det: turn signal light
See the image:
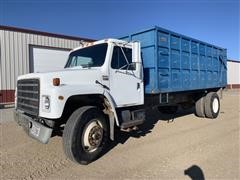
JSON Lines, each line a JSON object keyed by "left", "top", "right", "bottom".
{"left": 53, "top": 78, "right": 60, "bottom": 86}
{"left": 58, "top": 96, "right": 64, "bottom": 100}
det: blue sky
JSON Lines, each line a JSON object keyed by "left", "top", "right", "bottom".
{"left": 0, "top": 0, "right": 239, "bottom": 60}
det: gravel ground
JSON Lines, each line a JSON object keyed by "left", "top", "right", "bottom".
{"left": 0, "top": 90, "right": 239, "bottom": 180}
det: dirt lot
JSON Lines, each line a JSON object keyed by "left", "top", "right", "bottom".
{"left": 0, "top": 90, "right": 239, "bottom": 180}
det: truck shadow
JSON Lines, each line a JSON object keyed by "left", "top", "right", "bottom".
{"left": 102, "top": 106, "right": 195, "bottom": 157}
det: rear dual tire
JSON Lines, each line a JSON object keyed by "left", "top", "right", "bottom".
{"left": 195, "top": 92, "right": 220, "bottom": 119}
{"left": 204, "top": 92, "right": 220, "bottom": 118}
{"left": 195, "top": 96, "right": 205, "bottom": 117}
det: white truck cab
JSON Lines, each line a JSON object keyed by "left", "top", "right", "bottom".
{"left": 14, "top": 39, "right": 145, "bottom": 164}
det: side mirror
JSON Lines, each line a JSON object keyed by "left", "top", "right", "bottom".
{"left": 132, "top": 41, "right": 141, "bottom": 63}
{"left": 132, "top": 41, "right": 142, "bottom": 79}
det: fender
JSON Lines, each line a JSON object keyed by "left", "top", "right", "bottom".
{"left": 39, "top": 83, "right": 119, "bottom": 140}
{"left": 103, "top": 90, "right": 119, "bottom": 141}
{"left": 103, "top": 90, "right": 119, "bottom": 126}
{"left": 39, "top": 84, "right": 105, "bottom": 119}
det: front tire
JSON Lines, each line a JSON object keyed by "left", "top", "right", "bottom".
{"left": 63, "top": 106, "right": 109, "bottom": 165}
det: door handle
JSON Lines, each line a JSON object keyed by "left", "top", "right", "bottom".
{"left": 102, "top": 75, "right": 109, "bottom": 80}
{"left": 137, "top": 83, "right": 140, "bottom": 90}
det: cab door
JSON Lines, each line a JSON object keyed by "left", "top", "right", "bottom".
{"left": 109, "top": 44, "right": 144, "bottom": 107}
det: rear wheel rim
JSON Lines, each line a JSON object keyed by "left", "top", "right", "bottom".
{"left": 82, "top": 119, "right": 104, "bottom": 153}
{"left": 212, "top": 97, "right": 219, "bottom": 113}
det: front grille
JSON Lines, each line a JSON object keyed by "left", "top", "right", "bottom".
{"left": 17, "top": 79, "right": 40, "bottom": 116}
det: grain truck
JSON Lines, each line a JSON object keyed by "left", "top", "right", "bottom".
{"left": 14, "top": 26, "right": 227, "bottom": 164}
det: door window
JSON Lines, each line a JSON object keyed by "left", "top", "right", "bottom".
{"left": 111, "top": 46, "right": 135, "bottom": 70}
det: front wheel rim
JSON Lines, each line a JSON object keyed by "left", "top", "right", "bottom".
{"left": 82, "top": 119, "right": 104, "bottom": 153}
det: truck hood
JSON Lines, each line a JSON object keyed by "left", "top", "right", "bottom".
{"left": 17, "top": 68, "right": 102, "bottom": 87}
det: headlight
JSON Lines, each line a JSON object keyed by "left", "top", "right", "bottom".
{"left": 42, "top": 95, "right": 50, "bottom": 110}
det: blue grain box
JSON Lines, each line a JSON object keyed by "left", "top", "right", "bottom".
{"left": 120, "top": 26, "right": 227, "bottom": 94}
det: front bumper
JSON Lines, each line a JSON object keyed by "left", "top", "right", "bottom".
{"left": 13, "top": 110, "right": 53, "bottom": 144}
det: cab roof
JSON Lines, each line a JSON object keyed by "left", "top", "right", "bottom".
{"left": 70, "top": 38, "right": 130, "bottom": 53}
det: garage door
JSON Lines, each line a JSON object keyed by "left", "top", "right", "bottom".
{"left": 30, "top": 46, "right": 70, "bottom": 73}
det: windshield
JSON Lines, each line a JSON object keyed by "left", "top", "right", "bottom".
{"left": 65, "top": 43, "right": 108, "bottom": 68}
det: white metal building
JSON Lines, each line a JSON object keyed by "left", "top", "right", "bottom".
{"left": 227, "top": 60, "right": 240, "bottom": 89}
{"left": 0, "top": 25, "right": 94, "bottom": 104}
